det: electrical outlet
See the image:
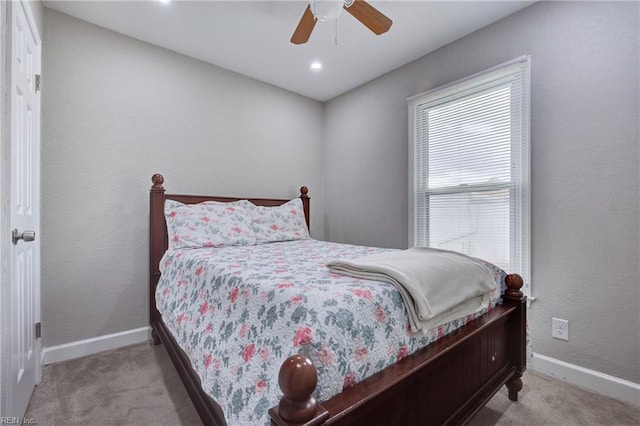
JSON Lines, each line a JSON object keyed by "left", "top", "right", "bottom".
{"left": 552, "top": 318, "right": 569, "bottom": 341}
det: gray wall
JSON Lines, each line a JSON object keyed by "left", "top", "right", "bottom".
{"left": 324, "top": 1, "right": 639, "bottom": 383}
{"left": 41, "top": 9, "right": 324, "bottom": 347}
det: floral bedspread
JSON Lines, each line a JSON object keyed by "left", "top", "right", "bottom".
{"left": 156, "top": 239, "right": 505, "bottom": 426}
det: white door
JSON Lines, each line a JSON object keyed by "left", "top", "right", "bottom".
{"left": 7, "top": 0, "right": 41, "bottom": 417}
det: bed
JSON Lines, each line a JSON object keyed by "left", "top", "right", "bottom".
{"left": 149, "top": 173, "right": 526, "bottom": 426}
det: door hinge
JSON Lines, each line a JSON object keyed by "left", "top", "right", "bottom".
{"left": 35, "top": 322, "right": 41, "bottom": 339}
{"left": 35, "top": 74, "right": 41, "bottom": 92}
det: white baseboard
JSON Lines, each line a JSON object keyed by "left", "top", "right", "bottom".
{"left": 531, "top": 352, "right": 640, "bottom": 407}
{"left": 41, "top": 326, "right": 151, "bottom": 366}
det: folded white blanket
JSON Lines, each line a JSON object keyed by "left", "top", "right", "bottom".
{"left": 327, "top": 247, "right": 498, "bottom": 333}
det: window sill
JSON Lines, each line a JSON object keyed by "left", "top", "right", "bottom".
{"left": 526, "top": 296, "right": 536, "bottom": 308}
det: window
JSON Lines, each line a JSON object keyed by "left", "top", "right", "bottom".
{"left": 408, "top": 57, "right": 530, "bottom": 294}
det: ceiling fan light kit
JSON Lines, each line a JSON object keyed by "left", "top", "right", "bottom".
{"left": 291, "top": 0, "right": 392, "bottom": 45}
{"left": 311, "top": 0, "right": 344, "bottom": 22}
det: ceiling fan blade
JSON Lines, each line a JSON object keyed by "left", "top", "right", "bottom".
{"left": 345, "top": 0, "right": 392, "bottom": 35}
{"left": 291, "top": 5, "right": 317, "bottom": 45}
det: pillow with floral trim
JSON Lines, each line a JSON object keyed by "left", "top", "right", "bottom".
{"left": 245, "top": 198, "right": 310, "bottom": 243}
{"left": 164, "top": 200, "right": 256, "bottom": 250}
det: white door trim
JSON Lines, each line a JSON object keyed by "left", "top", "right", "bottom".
{"left": 0, "top": 0, "right": 12, "bottom": 416}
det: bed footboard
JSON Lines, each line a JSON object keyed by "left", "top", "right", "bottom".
{"left": 269, "top": 274, "right": 526, "bottom": 426}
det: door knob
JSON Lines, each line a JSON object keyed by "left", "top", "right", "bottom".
{"left": 12, "top": 229, "right": 35, "bottom": 245}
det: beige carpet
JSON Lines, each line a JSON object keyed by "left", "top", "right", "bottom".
{"left": 25, "top": 343, "right": 639, "bottom": 425}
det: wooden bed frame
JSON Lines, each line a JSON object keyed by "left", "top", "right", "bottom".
{"left": 149, "top": 173, "right": 526, "bottom": 426}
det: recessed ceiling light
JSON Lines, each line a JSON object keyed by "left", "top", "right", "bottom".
{"left": 158, "top": 0, "right": 171, "bottom": 4}
{"left": 310, "top": 61, "right": 323, "bottom": 71}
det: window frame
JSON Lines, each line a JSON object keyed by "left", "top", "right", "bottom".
{"left": 407, "top": 56, "right": 531, "bottom": 295}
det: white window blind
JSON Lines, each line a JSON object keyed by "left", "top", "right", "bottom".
{"left": 408, "top": 57, "right": 531, "bottom": 293}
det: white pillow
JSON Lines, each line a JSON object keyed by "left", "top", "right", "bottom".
{"left": 164, "top": 200, "right": 256, "bottom": 250}
{"left": 245, "top": 198, "right": 310, "bottom": 243}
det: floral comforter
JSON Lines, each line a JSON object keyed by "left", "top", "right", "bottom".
{"left": 156, "top": 239, "right": 505, "bottom": 425}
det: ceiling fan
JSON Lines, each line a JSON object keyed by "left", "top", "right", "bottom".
{"left": 291, "top": 0, "right": 392, "bottom": 45}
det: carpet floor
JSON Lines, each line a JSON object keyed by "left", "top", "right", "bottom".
{"left": 25, "top": 343, "right": 639, "bottom": 425}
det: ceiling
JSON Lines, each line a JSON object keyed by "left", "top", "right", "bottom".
{"left": 43, "top": 1, "right": 535, "bottom": 102}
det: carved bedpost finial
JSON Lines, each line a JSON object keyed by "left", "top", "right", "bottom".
{"left": 151, "top": 174, "right": 165, "bottom": 190}
{"left": 299, "top": 187, "right": 311, "bottom": 234}
{"left": 269, "top": 354, "right": 329, "bottom": 425}
{"left": 504, "top": 274, "right": 524, "bottom": 299}
{"left": 278, "top": 355, "right": 318, "bottom": 422}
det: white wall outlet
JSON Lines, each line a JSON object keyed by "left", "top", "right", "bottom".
{"left": 552, "top": 318, "right": 569, "bottom": 341}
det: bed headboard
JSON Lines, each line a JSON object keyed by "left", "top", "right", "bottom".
{"left": 149, "top": 173, "right": 310, "bottom": 325}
